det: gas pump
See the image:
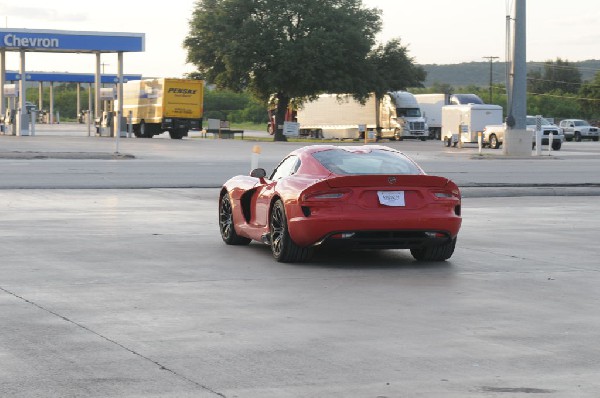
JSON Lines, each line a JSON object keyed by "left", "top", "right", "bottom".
{"left": 2, "top": 84, "right": 18, "bottom": 135}
{"left": 95, "top": 87, "right": 116, "bottom": 136}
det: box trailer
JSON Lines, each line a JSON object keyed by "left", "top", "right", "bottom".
{"left": 415, "top": 93, "right": 484, "bottom": 140}
{"left": 296, "top": 91, "right": 428, "bottom": 140}
{"left": 441, "top": 104, "right": 503, "bottom": 146}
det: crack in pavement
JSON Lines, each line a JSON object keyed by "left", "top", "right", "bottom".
{"left": 0, "top": 286, "right": 227, "bottom": 398}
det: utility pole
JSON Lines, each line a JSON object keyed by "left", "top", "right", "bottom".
{"left": 504, "top": 0, "right": 529, "bottom": 156}
{"left": 483, "top": 56, "right": 499, "bottom": 103}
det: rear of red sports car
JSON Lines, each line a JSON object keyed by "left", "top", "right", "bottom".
{"left": 283, "top": 146, "right": 462, "bottom": 261}
{"left": 220, "top": 145, "right": 462, "bottom": 262}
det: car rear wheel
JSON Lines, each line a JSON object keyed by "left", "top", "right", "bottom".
{"left": 270, "top": 199, "right": 313, "bottom": 263}
{"left": 219, "top": 193, "right": 251, "bottom": 245}
{"left": 552, "top": 141, "right": 562, "bottom": 151}
{"left": 410, "top": 237, "right": 457, "bottom": 261}
{"left": 489, "top": 134, "right": 499, "bottom": 149}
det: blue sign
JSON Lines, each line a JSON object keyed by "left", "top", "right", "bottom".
{"left": 0, "top": 28, "right": 144, "bottom": 53}
{"left": 4, "top": 71, "right": 142, "bottom": 84}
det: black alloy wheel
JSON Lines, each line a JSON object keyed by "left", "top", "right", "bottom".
{"left": 219, "top": 193, "right": 251, "bottom": 245}
{"left": 270, "top": 200, "right": 313, "bottom": 263}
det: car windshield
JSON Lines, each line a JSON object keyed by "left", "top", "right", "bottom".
{"left": 574, "top": 120, "right": 589, "bottom": 126}
{"left": 312, "top": 148, "right": 422, "bottom": 175}
{"left": 450, "top": 94, "right": 484, "bottom": 105}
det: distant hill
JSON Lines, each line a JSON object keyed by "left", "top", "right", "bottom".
{"left": 420, "top": 60, "right": 600, "bottom": 88}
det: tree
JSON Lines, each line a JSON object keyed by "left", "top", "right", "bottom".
{"left": 527, "top": 58, "right": 581, "bottom": 94}
{"left": 579, "top": 71, "right": 600, "bottom": 119}
{"left": 367, "top": 39, "right": 426, "bottom": 96}
{"left": 184, "top": 0, "right": 425, "bottom": 141}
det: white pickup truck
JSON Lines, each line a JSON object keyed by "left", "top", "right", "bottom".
{"left": 483, "top": 116, "right": 564, "bottom": 151}
{"left": 559, "top": 119, "right": 599, "bottom": 142}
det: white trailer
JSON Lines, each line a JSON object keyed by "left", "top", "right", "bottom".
{"left": 414, "top": 94, "right": 447, "bottom": 140}
{"left": 296, "top": 91, "right": 428, "bottom": 140}
{"left": 297, "top": 94, "right": 378, "bottom": 139}
{"left": 441, "top": 104, "right": 503, "bottom": 147}
{"left": 415, "top": 93, "right": 485, "bottom": 140}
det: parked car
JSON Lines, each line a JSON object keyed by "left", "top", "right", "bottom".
{"left": 219, "top": 145, "right": 462, "bottom": 263}
{"left": 559, "top": 119, "right": 600, "bottom": 142}
{"left": 483, "top": 116, "right": 564, "bottom": 150}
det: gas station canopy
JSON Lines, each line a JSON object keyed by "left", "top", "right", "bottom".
{"left": 0, "top": 28, "right": 146, "bottom": 136}
{"left": 1, "top": 28, "right": 144, "bottom": 53}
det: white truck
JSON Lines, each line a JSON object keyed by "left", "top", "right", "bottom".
{"left": 441, "top": 104, "right": 503, "bottom": 147}
{"left": 415, "top": 93, "right": 484, "bottom": 140}
{"left": 296, "top": 91, "right": 428, "bottom": 140}
{"left": 482, "top": 116, "right": 564, "bottom": 150}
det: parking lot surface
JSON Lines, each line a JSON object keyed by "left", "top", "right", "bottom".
{"left": 2, "top": 127, "right": 600, "bottom": 397}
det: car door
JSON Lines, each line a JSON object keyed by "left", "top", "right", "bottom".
{"left": 253, "top": 156, "right": 300, "bottom": 227}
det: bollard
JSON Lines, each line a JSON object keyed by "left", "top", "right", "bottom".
{"left": 548, "top": 132, "right": 553, "bottom": 155}
{"left": 535, "top": 115, "right": 542, "bottom": 156}
{"left": 477, "top": 132, "right": 482, "bottom": 154}
{"left": 251, "top": 145, "right": 261, "bottom": 170}
{"left": 128, "top": 111, "right": 133, "bottom": 138}
{"left": 30, "top": 110, "right": 36, "bottom": 136}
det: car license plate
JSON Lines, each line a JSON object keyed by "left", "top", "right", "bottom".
{"left": 377, "top": 191, "right": 405, "bottom": 207}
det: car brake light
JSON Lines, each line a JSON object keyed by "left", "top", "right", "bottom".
{"left": 303, "top": 190, "right": 349, "bottom": 201}
{"left": 311, "top": 193, "right": 344, "bottom": 199}
{"left": 432, "top": 189, "right": 460, "bottom": 199}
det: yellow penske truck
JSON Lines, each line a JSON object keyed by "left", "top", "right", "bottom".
{"left": 122, "top": 78, "right": 204, "bottom": 139}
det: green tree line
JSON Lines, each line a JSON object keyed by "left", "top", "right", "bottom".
{"left": 24, "top": 60, "right": 599, "bottom": 125}
{"left": 413, "top": 59, "right": 600, "bottom": 122}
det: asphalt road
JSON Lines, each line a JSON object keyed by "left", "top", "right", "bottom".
{"left": 1, "top": 125, "right": 600, "bottom": 397}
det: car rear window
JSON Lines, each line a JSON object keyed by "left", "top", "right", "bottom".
{"left": 312, "top": 148, "right": 422, "bottom": 175}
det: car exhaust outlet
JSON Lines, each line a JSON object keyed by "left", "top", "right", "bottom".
{"left": 425, "top": 232, "right": 446, "bottom": 238}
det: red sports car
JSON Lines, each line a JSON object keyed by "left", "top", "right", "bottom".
{"left": 219, "top": 145, "right": 461, "bottom": 263}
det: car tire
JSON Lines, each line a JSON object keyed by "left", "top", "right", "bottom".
{"left": 552, "top": 141, "right": 562, "bottom": 151}
{"left": 593, "top": 137, "right": 599, "bottom": 142}
{"left": 489, "top": 134, "right": 499, "bottom": 149}
{"left": 270, "top": 199, "right": 313, "bottom": 263}
{"left": 410, "top": 237, "right": 457, "bottom": 262}
{"left": 219, "top": 192, "right": 251, "bottom": 245}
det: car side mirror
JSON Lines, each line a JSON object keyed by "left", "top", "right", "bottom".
{"left": 250, "top": 168, "right": 267, "bottom": 178}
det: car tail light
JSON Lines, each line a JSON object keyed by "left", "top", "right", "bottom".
{"left": 302, "top": 189, "right": 349, "bottom": 202}
{"left": 431, "top": 189, "right": 460, "bottom": 199}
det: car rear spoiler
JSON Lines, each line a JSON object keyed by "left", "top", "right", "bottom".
{"left": 325, "top": 175, "right": 455, "bottom": 189}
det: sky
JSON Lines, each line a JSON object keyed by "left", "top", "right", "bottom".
{"left": 1, "top": 0, "right": 599, "bottom": 78}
